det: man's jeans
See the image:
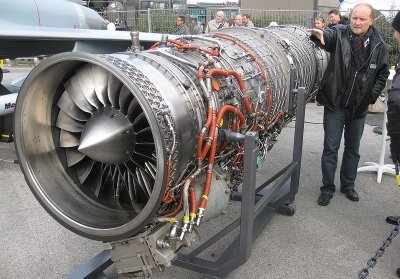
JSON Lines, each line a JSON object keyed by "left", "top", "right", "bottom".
{"left": 320, "top": 107, "right": 365, "bottom": 193}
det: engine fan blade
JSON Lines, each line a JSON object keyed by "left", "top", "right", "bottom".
{"left": 59, "top": 130, "right": 80, "bottom": 148}
{"left": 127, "top": 97, "right": 141, "bottom": 122}
{"left": 144, "top": 161, "right": 156, "bottom": 180}
{"left": 75, "top": 64, "right": 103, "bottom": 109}
{"left": 57, "top": 90, "right": 90, "bottom": 121}
{"left": 135, "top": 167, "right": 150, "bottom": 198}
{"left": 75, "top": 157, "right": 95, "bottom": 184}
{"left": 66, "top": 148, "right": 85, "bottom": 167}
{"left": 132, "top": 112, "right": 148, "bottom": 132}
{"left": 119, "top": 85, "right": 133, "bottom": 114}
{"left": 64, "top": 79, "right": 95, "bottom": 113}
{"left": 92, "top": 65, "right": 110, "bottom": 107}
{"left": 56, "top": 110, "right": 85, "bottom": 133}
{"left": 107, "top": 74, "right": 123, "bottom": 108}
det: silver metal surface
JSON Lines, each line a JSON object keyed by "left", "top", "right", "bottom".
{"left": 14, "top": 26, "right": 327, "bottom": 246}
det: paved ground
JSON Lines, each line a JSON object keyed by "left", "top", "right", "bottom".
{"left": 1, "top": 66, "right": 400, "bottom": 279}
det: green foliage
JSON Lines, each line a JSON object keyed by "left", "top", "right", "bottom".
{"left": 252, "top": 14, "right": 310, "bottom": 28}
{"left": 375, "top": 14, "right": 399, "bottom": 66}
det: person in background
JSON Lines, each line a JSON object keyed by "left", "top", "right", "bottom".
{"left": 242, "top": 14, "right": 254, "bottom": 27}
{"left": 328, "top": 9, "right": 350, "bottom": 27}
{"left": 231, "top": 14, "right": 243, "bottom": 27}
{"left": 175, "top": 15, "right": 190, "bottom": 35}
{"left": 384, "top": 11, "right": 400, "bottom": 278}
{"left": 308, "top": 3, "right": 389, "bottom": 206}
{"left": 192, "top": 20, "right": 203, "bottom": 34}
{"left": 313, "top": 16, "right": 328, "bottom": 105}
{"left": 315, "top": 16, "right": 327, "bottom": 30}
{"left": 205, "top": 10, "right": 229, "bottom": 33}
{"left": 385, "top": 12, "right": 400, "bottom": 224}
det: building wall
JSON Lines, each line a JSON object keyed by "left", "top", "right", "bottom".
{"left": 241, "top": 0, "right": 339, "bottom": 10}
{"left": 241, "top": 0, "right": 313, "bottom": 10}
{"left": 318, "top": 0, "right": 340, "bottom": 10}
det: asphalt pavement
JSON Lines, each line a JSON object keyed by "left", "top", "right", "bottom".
{"left": 1, "top": 65, "right": 400, "bottom": 279}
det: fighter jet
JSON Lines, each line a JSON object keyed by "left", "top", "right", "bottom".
{"left": 0, "top": 0, "right": 175, "bottom": 134}
{"left": 0, "top": 0, "right": 173, "bottom": 83}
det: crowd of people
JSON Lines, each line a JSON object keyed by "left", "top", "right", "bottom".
{"left": 173, "top": 8, "right": 358, "bottom": 36}
{"left": 174, "top": 11, "right": 255, "bottom": 35}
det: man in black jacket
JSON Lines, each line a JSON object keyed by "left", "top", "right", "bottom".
{"left": 308, "top": 3, "right": 389, "bottom": 206}
{"left": 384, "top": 11, "right": 400, "bottom": 226}
{"left": 384, "top": 11, "right": 400, "bottom": 278}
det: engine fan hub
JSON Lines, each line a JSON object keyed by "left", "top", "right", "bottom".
{"left": 78, "top": 107, "right": 135, "bottom": 164}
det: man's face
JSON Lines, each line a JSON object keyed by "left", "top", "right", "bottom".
{"left": 215, "top": 12, "right": 224, "bottom": 23}
{"left": 350, "top": 5, "right": 373, "bottom": 36}
{"left": 176, "top": 18, "right": 183, "bottom": 27}
{"left": 234, "top": 15, "right": 242, "bottom": 26}
{"left": 329, "top": 13, "right": 340, "bottom": 24}
{"left": 242, "top": 16, "right": 249, "bottom": 25}
{"left": 395, "top": 30, "right": 400, "bottom": 44}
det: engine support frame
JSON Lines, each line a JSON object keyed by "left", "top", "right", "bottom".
{"left": 173, "top": 87, "right": 306, "bottom": 277}
{"left": 67, "top": 87, "right": 307, "bottom": 279}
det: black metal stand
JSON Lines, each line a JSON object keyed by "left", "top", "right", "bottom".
{"left": 67, "top": 87, "right": 307, "bottom": 279}
{"left": 173, "top": 87, "right": 307, "bottom": 278}
{"left": 67, "top": 250, "right": 113, "bottom": 279}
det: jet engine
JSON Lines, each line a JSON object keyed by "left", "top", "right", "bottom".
{"left": 14, "top": 26, "right": 327, "bottom": 275}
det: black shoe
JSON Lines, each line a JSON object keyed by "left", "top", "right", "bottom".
{"left": 317, "top": 192, "right": 333, "bottom": 206}
{"left": 386, "top": 216, "right": 400, "bottom": 225}
{"left": 340, "top": 189, "right": 359, "bottom": 201}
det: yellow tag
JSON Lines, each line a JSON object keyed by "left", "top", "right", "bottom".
{"left": 170, "top": 217, "right": 176, "bottom": 223}
{"left": 190, "top": 213, "right": 197, "bottom": 218}
{"left": 183, "top": 215, "right": 190, "bottom": 222}
{"left": 219, "top": 119, "right": 224, "bottom": 127}
{"left": 396, "top": 175, "right": 400, "bottom": 186}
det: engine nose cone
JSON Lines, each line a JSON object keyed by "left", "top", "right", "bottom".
{"left": 78, "top": 107, "right": 135, "bottom": 164}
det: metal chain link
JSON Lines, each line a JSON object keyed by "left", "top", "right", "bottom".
{"left": 358, "top": 222, "right": 400, "bottom": 278}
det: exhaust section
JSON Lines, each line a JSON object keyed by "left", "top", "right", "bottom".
{"left": 14, "top": 26, "right": 327, "bottom": 242}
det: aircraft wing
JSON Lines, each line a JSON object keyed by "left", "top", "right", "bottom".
{"left": 0, "top": 28, "right": 178, "bottom": 58}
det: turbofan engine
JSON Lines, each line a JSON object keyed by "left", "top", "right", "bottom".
{"left": 14, "top": 26, "right": 327, "bottom": 275}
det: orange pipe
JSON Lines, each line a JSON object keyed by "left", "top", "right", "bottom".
{"left": 164, "top": 190, "right": 183, "bottom": 217}
{"left": 213, "top": 33, "right": 271, "bottom": 125}
{"left": 200, "top": 111, "right": 216, "bottom": 160}
{"left": 207, "top": 69, "right": 252, "bottom": 115}
{"left": 150, "top": 42, "right": 160, "bottom": 50}
{"left": 198, "top": 169, "right": 213, "bottom": 209}
{"left": 216, "top": 105, "right": 246, "bottom": 126}
{"left": 197, "top": 108, "right": 213, "bottom": 158}
{"left": 168, "top": 39, "right": 219, "bottom": 57}
{"left": 164, "top": 158, "right": 172, "bottom": 191}
{"left": 198, "top": 105, "right": 246, "bottom": 210}
{"left": 272, "top": 111, "right": 284, "bottom": 126}
{"left": 168, "top": 39, "right": 185, "bottom": 46}
{"left": 198, "top": 67, "right": 205, "bottom": 80}
{"left": 189, "top": 187, "right": 197, "bottom": 215}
